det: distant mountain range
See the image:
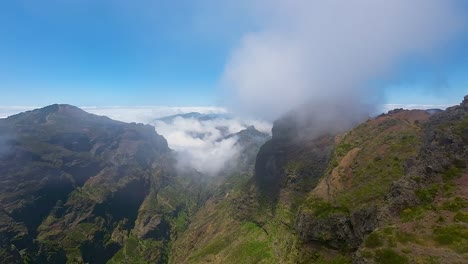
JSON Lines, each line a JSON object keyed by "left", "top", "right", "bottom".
{"left": 155, "top": 112, "right": 232, "bottom": 123}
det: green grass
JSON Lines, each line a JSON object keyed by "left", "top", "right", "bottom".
{"left": 441, "top": 197, "right": 468, "bottom": 212}
{"left": 374, "top": 248, "right": 408, "bottom": 264}
{"left": 228, "top": 240, "right": 272, "bottom": 263}
{"left": 303, "top": 198, "right": 350, "bottom": 219}
{"left": 365, "top": 232, "right": 383, "bottom": 248}
{"left": 108, "top": 236, "right": 165, "bottom": 264}
{"left": 433, "top": 224, "right": 468, "bottom": 253}
{"left": 400, "top": 206, "right": 427, "bottom": 222}
{"left": 173, "top": 211, "right": 189, "bottom": 233}
{"left": 190, "top": 237, "right": 232, "bottom": 260}
{"left": 394, "top": 230, "right": 417, "bottom": 244}
{"left": 415, "top": 185, "right": 439, "bottom": 205}
{"left": 311, "top": 255, "right": 352, "bottom": 264}
{"left": 365, "top": 227, "right": 418, "bottom": 250}
{"left": 330, "top": 123, "right": 422, "bottom": 209}
{"left": 442, "top": 167, "right": 463, "bottom": 181}
{"left": 453, "top": 211, "right": 468, "bottom": 223}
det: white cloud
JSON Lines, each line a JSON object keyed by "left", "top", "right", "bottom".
{"left": 151, "top": 116, "right": 271, "bottom": 175}
{"left": 221, "top": 0, "right": 466, "bottom": 121}
{"left": 0, "top": 106, "right": 40, "bottom": 119}
{"left": 83, "top": 106, "right": 227, "bottom": 124}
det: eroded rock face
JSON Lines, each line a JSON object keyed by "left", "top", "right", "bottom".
{"left": 296, "top": 207, "right": 378, "bottom": 249}
{"left": 384, "top": 96, "right": 468, "bottom": 214}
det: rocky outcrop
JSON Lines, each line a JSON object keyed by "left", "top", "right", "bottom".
{"left": 384, "top": 95, "right": 468, "bottom": 215}
{"left": 296, "top": 207, "right": 378, "bottom": 249}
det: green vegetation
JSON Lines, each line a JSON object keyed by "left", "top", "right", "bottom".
{"left": 305, "top": 198, "right": 350, "bottom": 219}
{"left": 228, "top": 240, "right": 271, "bottom": 263}
{"left": 311, "top": 254, "right": 352, "bottom": 264}
{"left": 108, "top": 236, "right": 166, "bottom": 264}
{"left": 441, "top": 197, "right": 468, "bottom": 212}
{"left": 442, "top": 166, "right": 462, "bottom": 180}
{"left": 400, "top": 206, "right": 427, "bottom": 222}
{"left": 453, "top": 211, "right": 468, "bottom": 223}
{"left": 364, "top": 227, "right": 418, "bottom": 250}
{"left": 415, "top": 185, "right": 439, "bottom": 205}
{"left": 327, "top": 119, "right": 423, "bottom": 209}
{"left": 190, "top": 237, "right": 232, "bottom": 260}
{"left": 364, "top": 233, "right": 383, "bottom": 248}
{"left": 433, "top": 224, "right": 468, "bottom": 253}
{"left": 374, "top": 248, "right": 408, "bottom": 264}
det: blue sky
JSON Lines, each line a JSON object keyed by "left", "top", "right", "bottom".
{"left": 0, "top": 0, "right": 467, "bottom": 107}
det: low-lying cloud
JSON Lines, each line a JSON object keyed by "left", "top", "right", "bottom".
{"left": 221, "top": 0, "right": 466, "bottom": 121}
{"left": 152, "top": 116, "right": 271, "bottom": 175}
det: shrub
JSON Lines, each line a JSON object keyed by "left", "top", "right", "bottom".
{"left": 441, "top": 197, "right": 468, "bottom": 212}
{"left": 453, "top": 211, "right": 468, "bottom": 223}
{"left": 365, "top": 233, "right": 383, "bottom": 248}
{"left": 374, "top": 248, "right": 408, "bottom": 264}
{"left": 433, "top": 224, "right": 468, "bottom": 253}
{"left": 415, "top": 185, "right": 438, "bottom": 205}
{"left": 400, "top": 207, "right": 426, "bottom": 222}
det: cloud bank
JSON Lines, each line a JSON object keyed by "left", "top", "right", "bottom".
{"left": 152, "top": 116, "right": 271, "bottom": 175}
{"left": 83, "top": 106, "right": 227, "bottom": 124}
{"left": 221, "top": 0, "right": 466, "bottom": 120}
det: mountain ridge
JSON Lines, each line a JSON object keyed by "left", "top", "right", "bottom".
{"left": 1, "top": 96, "right": 467, "bottom": 263}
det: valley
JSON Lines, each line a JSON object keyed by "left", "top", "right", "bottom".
{"left": 0, "top": 97, "right": 467, "bottom": 264}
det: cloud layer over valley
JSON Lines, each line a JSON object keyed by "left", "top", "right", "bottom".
{"left": 152, "top": 114, "right": 271, "bottom": 175}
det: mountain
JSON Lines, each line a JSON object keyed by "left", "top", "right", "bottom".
{"left": 170, "top": 96, "right": 467, "bottom": 263}
{"left": 155, "top": 112, "right": 230, "bottom": 123}
{"left": 221, "top": 126, "right": 271, "bottom": 174}
{"left": 0, "top": 105, "right": 208, "bottom": 263}
{"left": 1, "top": 96, "right": 467, "bottom": 264}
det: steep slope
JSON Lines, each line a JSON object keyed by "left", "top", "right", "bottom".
{"left": 297, "top": 96, "right": 468, "bottom": 263}
{"left": 0, "top": 105, "right": 206, "bottom": 263}
{"left": 222, "top": 125, "right": 271, "bottom": 175}
{"left": 170, "top": 113, "right": 336, "bottom": 263}
{"left": 170, "top": 96, "right": 467, "bottom": 264}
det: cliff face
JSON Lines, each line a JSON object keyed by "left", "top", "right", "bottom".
{"left": 254, "top": 113, "right": 335, "bottom": 207}
{"left": 0, "top": 105, "right": 204, "bottom": 263}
